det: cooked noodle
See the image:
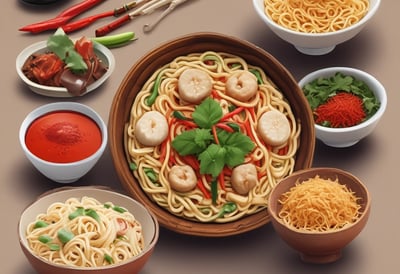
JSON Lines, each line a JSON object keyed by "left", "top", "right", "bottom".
{"left": 125, "top": 51, "right": 301, "bottom": 223}
{"left": 26, "top": 197, "right": 144, "bottom": 267}
{"left": 264, "top": 0, "right": 370, "bottom": 33}
{"left": 278, "top": 175, "right": 361, "bottom": 232}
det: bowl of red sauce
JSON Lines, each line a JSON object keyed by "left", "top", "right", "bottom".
{"left": 299, "top": 67, "right": 387, "bottom": 147}
{"left": 19, "top": 102, "right": 108, "bottom": 183}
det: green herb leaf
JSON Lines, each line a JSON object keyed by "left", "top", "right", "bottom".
{"left": 217, "top": 129, "right": 254, "bottom": 167}
{"left": 192, "top": 98, "right": 223, "bottom": 129}
{"left": 172, "top": 128, "right": 213, "bottom": 155}
{"left": 47, "top": 28, "right": 87, "bottom": 73}
{"left": 198, "top": 144, "right": 226, "bottom": 178}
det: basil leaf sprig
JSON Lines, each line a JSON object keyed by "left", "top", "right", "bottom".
{"left": 172, "top": 98, "right": 254, "bottom": 178}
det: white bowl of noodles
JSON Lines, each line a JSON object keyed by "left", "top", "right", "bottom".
{"left": 18, "top": 186, "right": 159, "bottom": 274}
{"left": 252, "top": 0, "right": 381, "bottom": 55}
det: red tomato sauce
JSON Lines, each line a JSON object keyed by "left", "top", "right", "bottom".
{"left": 25, "top": 111, "right": 102, "bottom": 163}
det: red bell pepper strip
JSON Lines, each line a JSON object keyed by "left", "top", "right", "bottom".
{"left": 19, "top": 0, "right": 106, "bottom": 33}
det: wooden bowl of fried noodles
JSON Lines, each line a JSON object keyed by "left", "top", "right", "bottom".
{"left": 268, "top": 167, "right": 371, "bottom": 263}
{"left": 109, "top": 32, "right": 315, "bottom": 237}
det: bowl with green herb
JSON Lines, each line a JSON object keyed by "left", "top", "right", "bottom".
{"left": 299, "top": 67, "right": 387, "bottom": 147}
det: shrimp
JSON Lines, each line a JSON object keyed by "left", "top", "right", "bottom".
{"left": 225, "top": 70, "right": 258, "bottom": 101}
{"left": 257, "top": 109, "right": 291, "bottom": 146}
{"left": 135, "top": 111, "right": 168, "bottom": 146}
{"left": 178, "top": 68, "right": 213, "bottom": 104}
{"left": 168, "top": 165, "right": 197, "bottom": 192}
{"left": 231, "top": 163, "right": 258, "bottom": 195}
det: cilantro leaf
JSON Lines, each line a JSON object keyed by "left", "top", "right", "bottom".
{"left": 47, "top": 28, "right": 87, "bottom": 73}
{"left": 172, "top": 98, "right": 256, "bottom": 179}
{"left": 192, "top": 98, "right": 223, "bottom": 129}
{"left": 198, "top": 144, "right": 226, "bottom": 178}
{"left": 172, "top": 128, "right": 213, "bottom": 155}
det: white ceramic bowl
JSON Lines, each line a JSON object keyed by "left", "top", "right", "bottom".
{"left": 18, "top": 186, "right": 159, "bottom": 274}
{"left": 252, "top": 0, "right": 381, "bottom": 55}
{"left": 19, "top": 102, "right": 108, "bottom": 183}
{"left": 16, "top": 40, "right": 115, "bottom": 97}
{"left": 298, "top": 67, "right": 387, "bottom": 147}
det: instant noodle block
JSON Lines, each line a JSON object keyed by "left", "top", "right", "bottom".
{"left": 268, "top": 167, "right": 371, "bottom": 264}
{"left": 18, "top": 186, "right": 159, "bottom": 274}
{"left": 252, "top": 0, "right": 381, "bottom": 55}
{"left": 108, "top": 32, "right": 315, "bottom": 237}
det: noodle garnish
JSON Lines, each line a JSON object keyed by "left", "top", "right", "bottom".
{"left": 278, "top": 175, "right": 362, "bottom": 232}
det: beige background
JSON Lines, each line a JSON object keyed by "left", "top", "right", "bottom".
{"left": 2, "top": 0, "right": 398, "bottom": 273}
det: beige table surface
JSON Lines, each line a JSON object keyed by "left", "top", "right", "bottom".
{"left": 2, "top": 0, "right": 398, "bottom": 273}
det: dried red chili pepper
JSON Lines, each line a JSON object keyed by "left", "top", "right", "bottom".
{"left": 19, "top": 0, "right": 106, "bottom": 33}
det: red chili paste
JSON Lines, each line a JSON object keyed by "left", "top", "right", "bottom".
{"left": 25, "top": 111, "right": 102, "bottom": 163}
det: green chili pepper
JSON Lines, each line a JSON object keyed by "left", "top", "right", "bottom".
{"left": 226, "top": 122, "right": 240, "bottom": 132}
{"left": 146, "top": 70, "right": 163, "bottom": 106}
{"left": 203, "top": 54, "right": 220, "bottom": 64}
{"left": 34, "top": 220, "right": 49, "bottom": 229}
{"left": 217, "top": 202, "right": 237, "bottom": 218}
{"left": 112, "top": 206, "right": 127, "bottom": 213}
{"left": 48, "top": 243, "right": 61, "bottom": 251}
{"left": 249, "top": 68, "right": 263, "bottom": 84}
{"left": 173, "top": 111, "right": 190, "bottom": 120}
{"left": 129, "top": 162, "right": 137, "bottom": 171}
{"left": 144, "top": 167, "right": 158, "bottom": 183}
{"left": 84, "top": 209, "right": 100, "bottom": 222}
{"left": 104, "top": 254, "right": 114, "bottom": 264}
{"left": 211, "top": 180, "right": 218, "bottom": 205}
{"left": 92, "top": 32, "right": 136, "bottom": 48}
{"left": 68, "top": 207, "right": 85, "bottom": 220}
{"left": 57, "top": 229, "right": 74, "bottom": 244}
{"left": 38, "top": 235, "right": 52, "bottom": 244}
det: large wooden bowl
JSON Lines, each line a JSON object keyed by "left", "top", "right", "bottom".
{"left": 108, "top": 32, "right": 315, "bottom": 237}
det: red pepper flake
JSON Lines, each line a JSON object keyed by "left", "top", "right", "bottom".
{"left": 314, "top": 92, "right": 366, "bottom": 128}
